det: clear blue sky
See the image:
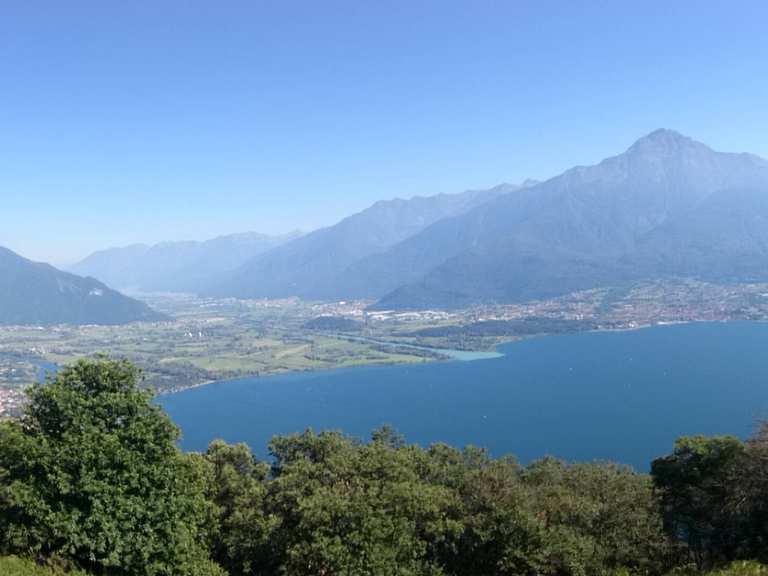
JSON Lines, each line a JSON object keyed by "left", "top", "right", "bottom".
{"left": 2, "top": 1, "right": 768, "bottom": 264}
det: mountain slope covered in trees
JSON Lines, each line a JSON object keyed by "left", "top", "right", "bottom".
{"left": 0, "top": 247, "right": 164, "bottom": 325}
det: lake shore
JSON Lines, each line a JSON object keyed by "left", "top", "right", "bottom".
{"left": 158, "top": 321, "right": 768, "bottom": 470}
{"left": 158, "top": 319, "right": 723, "bottom": 397}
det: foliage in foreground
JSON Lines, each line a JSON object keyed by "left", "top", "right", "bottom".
{"left": 0, "top": 358, "right": 767, "bottom": 575}
{"left": 2, "top": 556, "right": 767, "bottom": 576}
{"left": 652, "top": 426, "right": 768, "bottom": 569}
{"left": 0, "top": 359, "right": 222, "bottom": 576}
{"left": 204, "top": 429, "right": 674, "bottom": 576}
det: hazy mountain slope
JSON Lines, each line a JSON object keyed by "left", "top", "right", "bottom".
{"left": 332, "top": 181, "right": 539, "bottom": 298}
{"left": 71, "top": 231, "right": 299, "bottom": 293}
{"left": 373, "top": 130, "right": 768, "bottom": 309}
{"left": 630, "top": 185, "right": 768, "bottom": 280}
{"left": 0, "top": 247, "right": 164, "bottom": 325}
{"left": 211, "top": 185, "right": 520, "bottom": 299}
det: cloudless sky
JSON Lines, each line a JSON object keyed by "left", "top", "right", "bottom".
{"left": 2, "top": 0, "right": 768, "bottom": 264}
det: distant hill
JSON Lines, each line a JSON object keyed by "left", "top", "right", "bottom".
{"left": 209, "top": 183, "right": 531, "bottom": 299}
{"left": 0, "top": 247, "right": 164, "bottom": 325}
{"left": 70, "top": 231, "right": 300, "bottom": 293}
{"left": 372, "top": 130, "right": 768, "bottom": 308}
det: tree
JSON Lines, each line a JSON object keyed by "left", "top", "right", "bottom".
{"left": 652, "top": 435, "right": 746, "bottom": 568}
{"left": 0, "top": 358, "right": 222, "bottom": 576}
{"left": 264, "top": 429, "right": 461, "bottom": 576}
{"left": 203, "top": 440, "right": 275, "bottom": 576}
{"left": 726, "top": 422, "right": 768, "bottom": 563}
{"left": 521, "top": 458, "right": 676, "bottom": 575}
{"left": 207, "top": 429, "right": 678, "bottom": 576}
{"left": 450, "top": 455, "right": 550, "bottom": 576}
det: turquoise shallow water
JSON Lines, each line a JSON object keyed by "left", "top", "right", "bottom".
{"left": 158, "top": 322, "right": 768, "bottom": 470}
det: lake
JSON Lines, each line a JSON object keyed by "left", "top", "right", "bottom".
{"left": 158, "top": 321, "right": 768, "bottom": 470}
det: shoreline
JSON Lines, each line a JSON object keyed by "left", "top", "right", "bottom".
{"left": 155, "top": 342, "right": 494, "bottom": 397}
{"left": 159, "top": 317, "right": 734, "bottom": 397}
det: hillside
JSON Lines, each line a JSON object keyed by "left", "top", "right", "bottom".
{"left": 373, "top": 130, "right": 768, "bottom": 308}
{"left": 208, "top": 183, "right": 528, "bottom": 299}
{"left": 70, "top": 231, "right": 300, "bottom": 293}
{"left": 0, "top": 247, "right": 164, "bottom": 325}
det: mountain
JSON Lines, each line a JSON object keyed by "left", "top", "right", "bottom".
{"left": 630, "top": 185, "right": 768, "bottom": 279}
{"left": 210, "top": 184, "right": 530, "bottom": 299}
{"left": 70, "top": 231, "right": 300, "bottom": 293}
{"left": 0, "top": 247, "right": 165, "bottom": 325}
{"left": 372, "top": 130, "right": 768, "bottom": 308}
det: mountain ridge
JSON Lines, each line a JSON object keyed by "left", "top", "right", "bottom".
{"left": 71, "top": 230, "right": 301, "bottom": 293}
{"left": 372, "top": 129, "right": 768, "bottom": 308}
{"left": 208, "top": 183, "right": 533, "bottom": 300}
{"left": 0, "top": 247, "right": 165, "bottom": 325}
{"left": 66, "top": 130, "right": 768, "bottom": 311}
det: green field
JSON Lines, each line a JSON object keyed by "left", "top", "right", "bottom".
{"left": 0, "top": 295, "right": 444, "bottom": 409}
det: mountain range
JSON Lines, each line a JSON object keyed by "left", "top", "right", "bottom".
{"left": 206, "top": 182, "right": 534, "bottom": 299}
{"left": 373, "top": 129, "right": 768, "bottom": 308}
{"left": 70, "top": 231, "right": 301, "bottom": 293}
{"left": 198, "top": 130, "right": 768, "bottom": 308}
{"left": 0, "top": 247, "right": 164, "bottom": 325}
{"left": 68, "top": 129, "right": 768, "bottom": 312}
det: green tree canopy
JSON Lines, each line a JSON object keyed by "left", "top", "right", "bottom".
{"left": 0, "top": 358, "right": 221, "bottom": 576}
{"left": 205, "top": 429, "right": 676, "bottom": 576}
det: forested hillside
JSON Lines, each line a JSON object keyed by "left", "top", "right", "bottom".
{"left": 1, "top": 358, "right": 767, "bottom": 575}
{"left": 0, "top": 247, "right": 165, "bottom": 325}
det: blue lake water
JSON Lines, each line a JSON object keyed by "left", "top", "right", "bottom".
{"left": 158, "top": 322, "right": 768, "bottom": 470}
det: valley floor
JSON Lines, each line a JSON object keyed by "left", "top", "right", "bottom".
{"left": 2, "top": 278, "right": 768, "bottom": 416}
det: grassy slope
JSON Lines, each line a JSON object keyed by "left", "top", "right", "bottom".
{"left": 0, "top": 556, "right": 87, "bottom": 576}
